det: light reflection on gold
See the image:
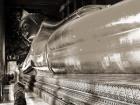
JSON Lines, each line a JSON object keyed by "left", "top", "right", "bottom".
{"left": 130, "top": 50, "right": 140, "bottom": 62}
{"left": 120, "top": 28, "right": 140, "bottom": 45}
{"left": 65, "top": 56, "right": 81, "bottom": 70}
{"left": 107, "top": 13, "right": 140, "bottom": 27}
{"left": 102, "top": 53, "right": 124, "bottom": 70}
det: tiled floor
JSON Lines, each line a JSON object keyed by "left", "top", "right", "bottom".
{"left": 0, "top": 85, "right": 49, "bottom": 105}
